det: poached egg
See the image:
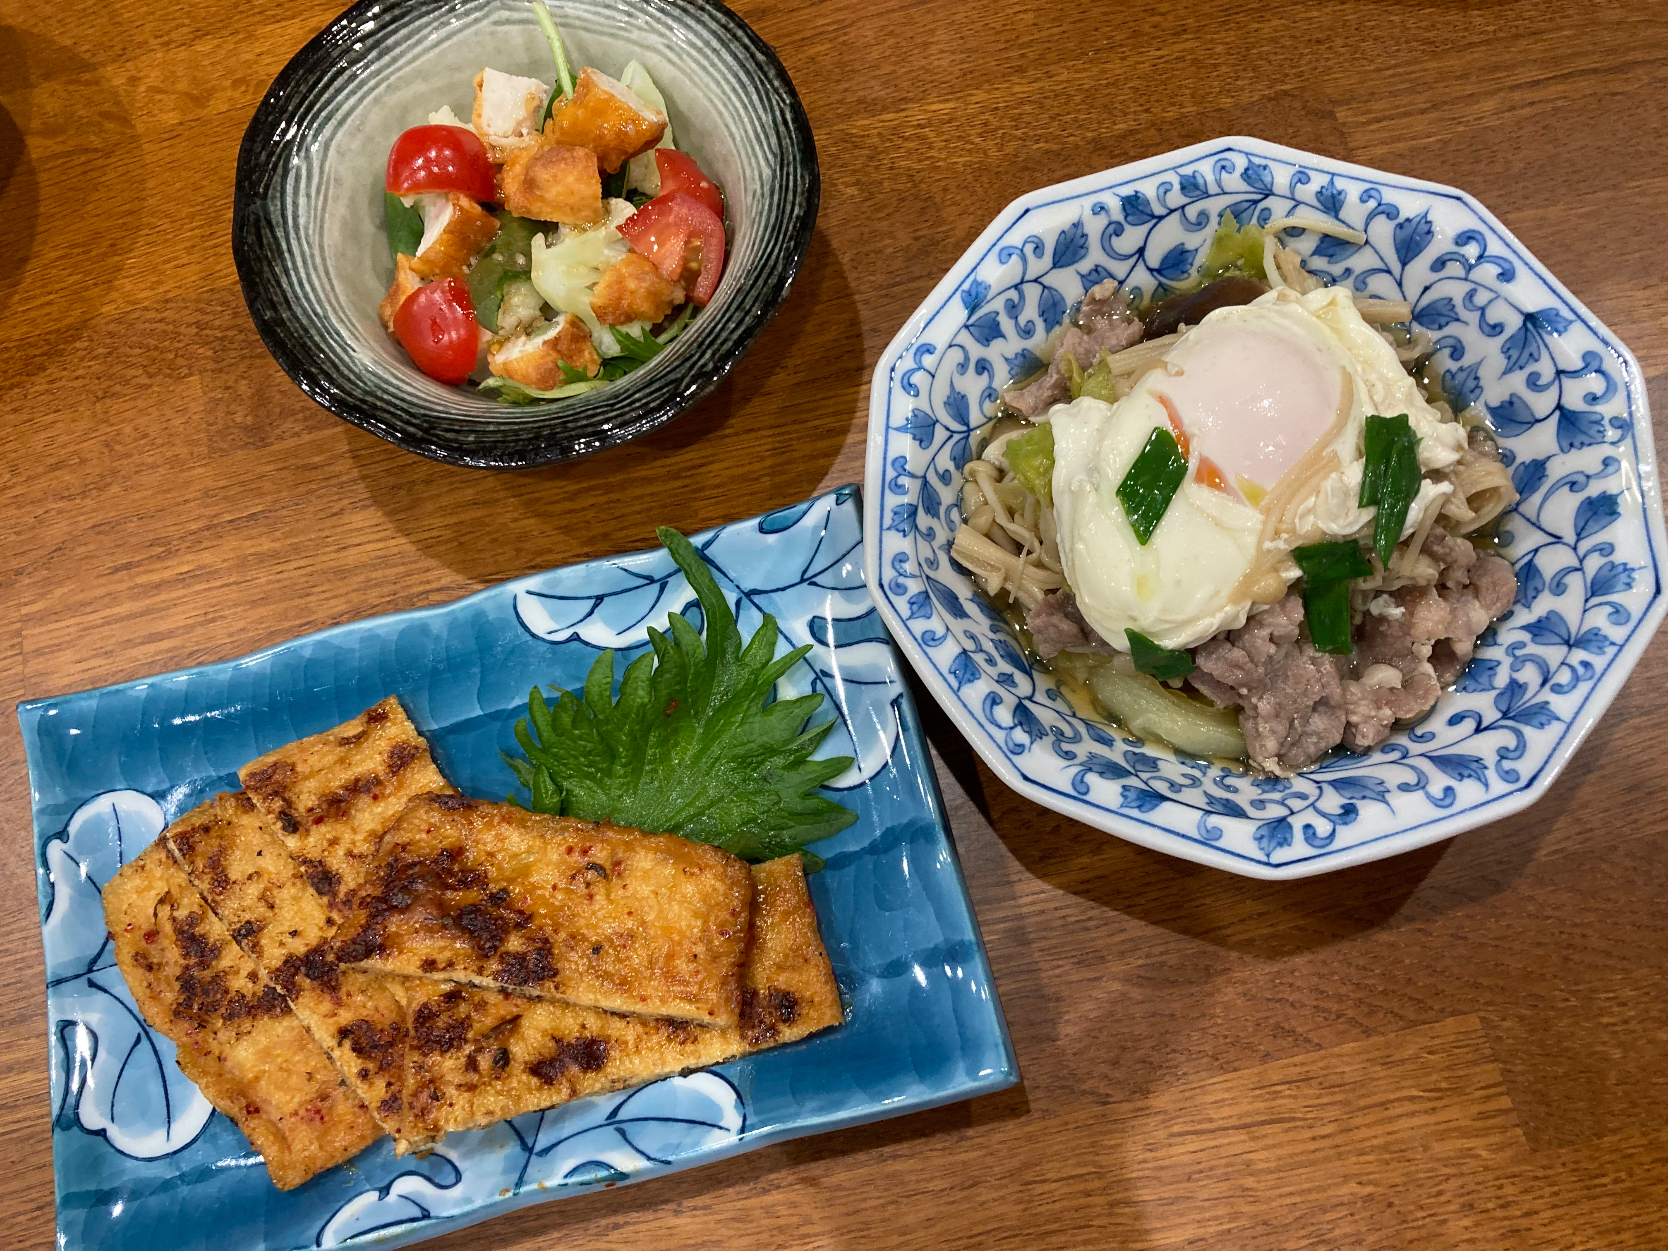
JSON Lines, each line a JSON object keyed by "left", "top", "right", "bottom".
{"left": 1051, "top": 285, "right": 1466, "bottom": 651}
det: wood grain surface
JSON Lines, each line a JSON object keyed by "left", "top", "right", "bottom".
{"left": 3, "top": 0, "right": 1667, "bottom": 1247}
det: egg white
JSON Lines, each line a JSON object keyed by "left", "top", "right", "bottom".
{"left": 1050, "top": 285, "right": 1467, "bottom": 652}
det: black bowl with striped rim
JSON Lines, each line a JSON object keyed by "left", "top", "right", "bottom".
{"left": 233, "top": 0, "right": 818, "bottom": 469}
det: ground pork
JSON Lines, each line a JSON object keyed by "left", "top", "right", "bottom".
{"left": 1026, "top": 591, "right": 1115, "bottom": 659}
{"left": 1188, "top": 531, "right": 1518, "bottom": 769}
{"left": 1003, "top": 280, "right": 1143, "bottom": 419}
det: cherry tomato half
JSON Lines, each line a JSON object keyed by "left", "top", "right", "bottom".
{"left": 617, "top": 192, "right": 727, "bottom": 306}
{"left": 653, "top": 149, "right": 723, "bottom": 221}
{"left": 393, "top": 277, "right": 479, "bottom": 384}
{"left": 386, "top": 125, "right": 497, "bottom": 203}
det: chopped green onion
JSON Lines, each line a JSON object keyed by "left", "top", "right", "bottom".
{"left": 1291, "top": 541, "right": 1374, "bottom": 585}
{"left": 384, "top": 192, "right": 423, "bottom": 261}
{"left": 1359, "top": 413, "right": 1423, "bottom": 564}
{"left": 1126, "top": 629, "right": 1194, "bottom": 680}
{"left": 1302, "top": 579, "right": 1354, "bottom": 655}
{"left": 1116, "top": 426, "right": 1188, "bottom": 544}
{"left": 1005, "top": 422, "right": 1054, "bottom": 506}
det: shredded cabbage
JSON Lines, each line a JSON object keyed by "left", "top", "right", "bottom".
{"left": 619, "top": 60, "right": 674, "bottom": 194}
{"left": 1202, "top": 216, "right": 1267, "bottom": 282}
{"left": 529, "top": 198, "right": 638, "bottom": 356}
{"left": 1006, "top": 422, "right": 1055, "bottom": 506}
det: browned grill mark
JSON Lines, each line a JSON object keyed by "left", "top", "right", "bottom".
{"left": 277, "top": 811, "right": 299, "bottom": 835}
{"left": 337, "top": 1018, "right": 405, "bottom": 1073}
{"left": 495, "top": 941, "right": 557, "bottom": 988}
{"left": 365, "top": 705, "right": 390, "bottom": 726}
{"left": 243, "top": 760, "right": 296, "bottom": 798}
{"left": 231, "top": 920, "right": 260, "bottom": 945}
{"left": 527, "top": 1036, "right": 610, "bottom": 1084}
{"left": 411, "top": 990, "right": 471, "bottom": 1055}
{"left": 385, "top": 741, "right": 421, "bottom": 775}
{"left": 272, "top": 942, "right": 341, "bottom": 996}
{"left": 295, "top": 857, "right": 341, "bottom": 900}
{"left": 308, "top": 773, "right": 379, "bottom": 823}
{"left": 378, "top": 1093, "right": 403, "bottom": 1116}
{"left": 426, "top": 794, "right": 475, "bottom": 811}
{"left": 740, "top": 987, "right": 801, "bottom": 1047}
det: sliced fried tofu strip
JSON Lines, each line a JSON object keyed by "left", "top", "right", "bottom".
{"left": 337, "top": 796, "right": 752, "bottom": 1027}
{"left": 389, "top": 854, "right": 843, "bottom": 1133}
{"left": 378, "top": 253, "right": 424, "bottom": 333}
{"left": 162, "top": 794, "right": 442, "bottom": 1153}
{"left": 239, "top": 696, "right": 454, "bottom": 910}
{"left": 545, "top": 66, "right": 667, "bottom": 174}
{"left": 104, "top": 843, "right": 383, "bottom": 1188}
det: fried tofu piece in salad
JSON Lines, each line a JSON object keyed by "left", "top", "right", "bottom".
{"left": 545, "top": 66, "right": 667, "bottom": 174}
{"left": 386, "top": 855, "right": 843, "bottom": 1135}
{"left": 590, "top": 251, "right": 681, "bottom": 327}
{"left": 488, "top": 312, "right": 601, "bottom": 388}
{"left": 335, "top": 795, "right": 753, "bottom": 1027}
{"left": 409, "top": 192, "right": 501, "bottom": 281}
{"left": 502, "top": 127, "right": 604, "bottom": 226}
{"left": 472, "top": 67, "right": 549, "bottom": 162}
{"left": 378, "top": 253, "right": 424, "bottom": 333}
{"left": 104, "top": 843, "right": 383, "bottom": 1190}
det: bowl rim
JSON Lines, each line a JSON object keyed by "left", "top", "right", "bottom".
{"left": 862, "top": 134, "right": 1667, "bottom": 879}
{"left": 231, "top": 0, "right": 819, "bottom": 470}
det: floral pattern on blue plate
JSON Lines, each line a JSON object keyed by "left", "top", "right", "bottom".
{"left": 22, "top": 487, "right": 1016, "bottom": 1251}
{"left": 863, "top": 136, "right": 1666, "bottom": 879}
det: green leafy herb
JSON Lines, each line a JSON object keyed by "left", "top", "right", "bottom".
{"left": 531, "top": 0, "right": 575, "bottom": 121}
{"left": 466, "top": 212, "right": 542, "bottom": 331}
{"left": 476, "top": 374, "right": 607, "bottom": 403}
{"left": 1126, "top": 629, "right": 1194, "bottom": 680}
{"left": 503, "top": 528, "right": 858, "bottom": 863}
{"left": 385, "top": 192, "right": 423, "bottom": 261}
{"left": 1291, "top": 541, "right": 1374, "bottom": 586}
{"left": 595, "top": 309, "right": 696, "bottom": 380}
{"left": 1358, "top": 413, "right": 1423, "bottom": 563}
{"left": 628, "top": 188, "right": 653, "bottom": 210}
{"left": 1116, "top": 426, "right": 1189, "bottom": 544}
{"left": 1302, "top": 579, "right": 1354, "bottom": 655}
{"left": 1005, "top": 422, "right": 1054, "bottom": 506}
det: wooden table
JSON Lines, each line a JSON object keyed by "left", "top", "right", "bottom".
{"left": 4, "top": 0, "right": 1666, "bottom": 1246}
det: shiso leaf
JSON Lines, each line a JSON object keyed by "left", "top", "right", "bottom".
{"left": 505, "top": 527, "right": 857, "bottom": 863}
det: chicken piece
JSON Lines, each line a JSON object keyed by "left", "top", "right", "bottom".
{"left": 239, "top": 695, "right": 454, "bottom": 909}
{"left": 409, "top": 192, "right": 501, "bottom": 281}
{"left": 590, "top": 251, "right": 682, "bottom": 326}
{"left": 472, "top": 67, "right": 550, "bottom": 162}
{"left": 389, "top": 855, "right": 843, "bottom": 1134}
{"left": 335, "top": 795, "right": 754, "bottom": 1027}
{"left": 163, "top": 792, "right": 443, "bottom": 1153}
{"left": 545, "top": 66, "right": 667, "bottom": 174}
{"left": 104, "top": 843, "right": 383, "bottom": 1189}
{"left": 502, "top": 129, "right": 604, "bottom": 226}
{"left": 488, "top": 313, "right": 601, "bottom": 388}
{"left": 378, "top": 253, "right": 424, "bottom": 333}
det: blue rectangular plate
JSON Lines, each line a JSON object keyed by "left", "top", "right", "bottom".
{"left": 21, "top": 487, "right": 1017, "bottom": 1251}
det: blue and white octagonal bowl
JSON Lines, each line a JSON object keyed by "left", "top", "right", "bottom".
{"left": 863, "top": 136, "right": 1666, "bottom": 880}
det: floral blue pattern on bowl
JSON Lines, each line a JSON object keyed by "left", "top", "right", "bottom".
{"left": 22, "top": 488, "right": 1016, "bottom": 1251}
{"left": 863, "top": 137, "right": 1665, "bottom": 879}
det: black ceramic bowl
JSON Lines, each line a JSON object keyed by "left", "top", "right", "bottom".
{"left": 232, "top": 0, "right": 818, "bottom": 468}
